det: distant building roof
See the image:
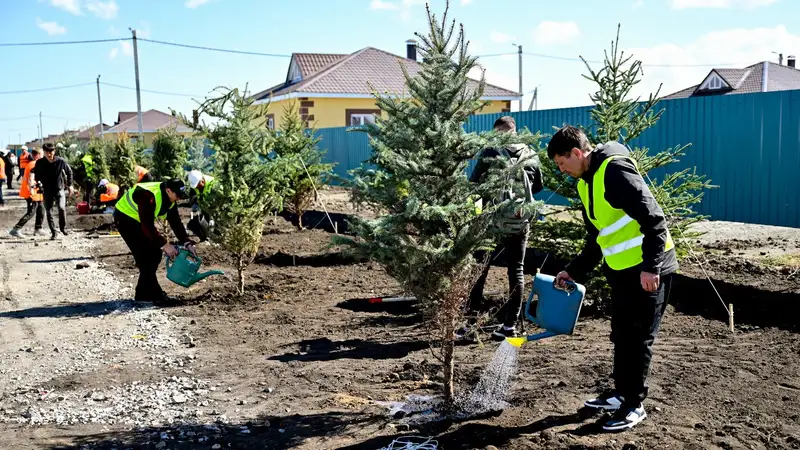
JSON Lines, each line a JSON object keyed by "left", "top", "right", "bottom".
{"left": 663, "top": 61, "right": 800, "bottom": 100}
{"left": 250, "top": 46, "right": 520, "bottom": 104}
{"left": 75, "top": 123, "right": 112, "bottom": 140}
{"left": 106, "top": 110, "right": 192, "bottom": 134}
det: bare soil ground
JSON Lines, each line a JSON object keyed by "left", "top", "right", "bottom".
{"left": 0, "top": 185, "right": 799, "bottom": 450}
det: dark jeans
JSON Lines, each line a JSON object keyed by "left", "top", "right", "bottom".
{"left": 43, "top": 190, "right": 67, "bottom": 234}
{"left": 187, "top": 212, "right": 212, "bottom": 241}
{"left": 5, "top": 168, "right": 12, "bottom": 189}
{"left": 467, "top": 229, "right": 528, "bottom": 328}
{"left": 114, "top": 211, "right": 165, "bottom": 302}
{"left": 0, "top": 182, "right": 4, "bottom": 205}
{"left": 606, "top": 266, "right": 673, "bottom": 407}
{"left": 14, "top": 198, "right": 44, "bottom": 230}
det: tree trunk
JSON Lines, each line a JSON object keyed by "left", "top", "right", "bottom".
{"left": 443, "top": 335, "right": 455, "bottom": 405}
{"left": 297, "top": 210, "right": 303, "bottom": 230}
{"left": 237, "top": 256, "right": 245, "bottom": 295}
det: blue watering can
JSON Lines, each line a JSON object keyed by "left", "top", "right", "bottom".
{"left": 505, "top": 272, "right": 586, "bottom": 347}
{"left": 165, "top": 248, "right": 225, "bottom": 288}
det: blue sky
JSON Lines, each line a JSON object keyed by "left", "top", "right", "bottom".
{"left": 1, "top": 0, "right": 798, "bottom": 147}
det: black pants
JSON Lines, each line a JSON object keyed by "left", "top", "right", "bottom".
{"left": 82, "top": 179, "right": 94, "bottom": 203}
{"left": 14, "top": 198, "right": 44, "bottom": 230}
{"left": 187, "top": 212, "right": 212, "bottom": 242}
{"left": 0, "top": 182, "right": 4, "bottom": 205}
{"left": 17, "top": 169, "right": 24, "bottom": 181}
{"left": 5, "top": 168, "right": 12, "bottom": 189}
{"left": 467, "top": 230, "right": 528, "bottom": 328}
{"left": 114, "top": 211, "right": 165, "bottom": 302}
{"left": 606, "top": 266, "right": 673, "bottom": 407}
{"left": 43, "top": 190, "right": 67, "bottom": 234}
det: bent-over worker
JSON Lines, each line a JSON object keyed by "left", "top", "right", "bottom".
{"left": 96, "top": 179, "right": 120, "bottom": 209}
{"left": 113, "top": 179, "right": 195, "bottom": 305}
{"left": 547, "top": 125, "right": 678, "bottom": 432}
{"left": 186, "top": 169, "right": 215, "bottom": 241}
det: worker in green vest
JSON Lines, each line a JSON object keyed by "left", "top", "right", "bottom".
{"left": 186, "top": 170, "right": 215, "bottom": 242}
{"left": 113, "top": 178, "right": 195, "bottom": 305}
{"left": 80, "top": 153, "right": 95, "bottom": 202}
{"left": 547, "top": 125, "right": 678, "bottom": 433}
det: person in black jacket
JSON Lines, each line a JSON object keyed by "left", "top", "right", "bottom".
{"left": 457, "top": 116, "right": 544, "bottom": 341}
{"left": 31, "top": 143, "right": 74, "bottom": 240}
{"left": 547, "top": 125, "right": 678, "bottom": 432}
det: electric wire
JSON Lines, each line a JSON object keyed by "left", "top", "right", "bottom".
{"left": 138, "top": 38, "right": 291, "bottom": 58}
{"left": 0, "top": 82, "right": 95, "bottom": 95}
{"left": 0, "top": 38, "right": 129, "bottom": 47}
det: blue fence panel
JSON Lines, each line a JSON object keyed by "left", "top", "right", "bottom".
{"left": 311, "top": 90, "right": 800, "bottom": 227}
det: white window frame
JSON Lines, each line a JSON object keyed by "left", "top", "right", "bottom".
{"left": 350, "top": 113, "right": 376, "bottom": 126}
{"left": 698, "top": 72, "right": 730, "bottom": 91}
{"left": 266, "top": 116, "right": 275, "bottom": 129}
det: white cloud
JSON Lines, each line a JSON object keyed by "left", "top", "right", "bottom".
{"left": 49, "top": 0, "right": 82, "bottom": 15}
{"left": 36, "top": 18, "right": 67, "bottom": 36}
{"left": 670, "top": 0, "right": 779, "bottom": 8}
{"left": 490, "top": 31, "right": 514, "bottom": 44}
{"left": 86, "top": 0, "right": 118, "bottom": 19}
{"left": 370, "top": 0, "right": 398, "bottom": 9}
{"left": 185, "top": 0, "right": 211, "bottom": 8}
{"left": 120, "top": 40, "right": 133, "bottom": 56}
{"left": 108, "top": 47, "right": 119, "bottom": 59}
{"left": 532, "top": 21, "right": 581, "bottom": 46}
{"left": 624, "top": 25, "right": 800, "bottom": 99}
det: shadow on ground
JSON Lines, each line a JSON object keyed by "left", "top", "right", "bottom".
{"left": 268, "top": 337, "right": 429, "bottom": 363}
{"left": 50, "top": 411, "right": 380, "bottom": 450}
{"left": 0, "top": 299, "right": 143, "bottom": 320}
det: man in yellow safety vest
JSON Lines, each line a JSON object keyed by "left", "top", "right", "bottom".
{"left": 113, "top": 178, "right": 195, "bottom": 305}
{"left": 547, "top": 125, "right": 678, "bottom": 432}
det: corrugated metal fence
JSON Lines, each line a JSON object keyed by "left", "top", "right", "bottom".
{"left": 315, "top": 89, "right": 800, "bottom": 228}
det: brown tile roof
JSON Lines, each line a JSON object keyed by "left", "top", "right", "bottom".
{"left": 106, "top": 110, "right": 193, "bottom": 134}
{"left": 75, "top": 123, "right": 111, "bottom": 140}
{"left": 663, "top": 62, "right": 800, "bottom": 100}
{"left": 117, "top": 112, "right": 137, "bottom": 124}
{"left": 294, "top": 53, "right": 348, "bottom": 78}
{"left": 252, "top": 47, "right": 520, "bottom": 102}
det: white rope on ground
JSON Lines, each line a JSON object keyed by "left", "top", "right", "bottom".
{"left": 298, "top": 156, "right": 338, "bottom": 234}
{"left": 380, "top": 436, "right": 439, "bottom": 450}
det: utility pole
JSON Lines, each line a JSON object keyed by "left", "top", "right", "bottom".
{"left": 39, "top": 112, "right": 43, "bottom": 145}
{"left": 512, "top": 43, "right": 523, "bottom": 112}
{"left": 96, "top": 74, "right": 104, "bottom": 137}
{"left": 130, "top": 28, "right": 144, "bottom": 141}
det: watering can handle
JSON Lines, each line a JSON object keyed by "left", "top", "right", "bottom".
{"left": 552, "top": 278, "right": 577, "bottom": 294}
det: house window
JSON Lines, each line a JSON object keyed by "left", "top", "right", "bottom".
{"left": 346, "top": 109, "right": 380, "bottom": 127}
{"left": 698, "top": 72, "right": 729, "bottom": 91}
{"left": 266, "top": 114, "right": 275, "bottom": 129}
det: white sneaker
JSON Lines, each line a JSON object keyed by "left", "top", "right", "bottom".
{"left": 602, "top": 403, "right": 647, "bottom": 432}
{"left": 9, "top": 228, "right": 25, "bottom": 238}
{"left": 34, "top": 229, "right": 48, "bottom": 237}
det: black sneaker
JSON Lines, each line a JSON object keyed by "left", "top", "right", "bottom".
{"left": 491, "top": 326, "right": 517, "bottom": 341}
{"left": 50, "top": 232, "right": 57, "bottom": 240}
{"left": 584, "top": 392, "right": 624, "bottom": 411}
{"left": 61, "top": 229, "right": 70, "bottom": 236}
{"left": 602, "top": 403, "right": 647, "bottom": 432}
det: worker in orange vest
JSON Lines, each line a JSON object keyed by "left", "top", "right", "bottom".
{"left": 0, "top": 149, "right": 6, "bottom": 206}
{"left": 8, "top": 148, "right": 46, "bottom": 237}
{"left": 96, "top": 179, "right": 120, "bottom": 209}
{"left": 17, "top": 146, "right": 32, "bottom": 182}
{"left": 135, "top": 165, "right": 154, "bottom": 183}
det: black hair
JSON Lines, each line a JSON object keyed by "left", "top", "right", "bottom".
{"left": 164, "top": 178, "right": 188, "bottom": 199}
{"left": 547, "top": 125, "right": 592, "bottom": 159}
{"left": 42, "top": 143, "right": 55, "bottom": 153}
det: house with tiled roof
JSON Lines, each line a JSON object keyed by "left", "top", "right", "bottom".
{"left": 663, "top": 57, "right": 800, "bottom": 100}
{"left": 249, "top": 41, "right": 521, "bottom": 129}
{"left": 103, "top": 109, "right": 194, "bottom": 146}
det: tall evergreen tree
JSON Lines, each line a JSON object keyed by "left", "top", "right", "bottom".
{"left": 176, "top": 86, "right": 293, "bottom": 294}
{"left": 152, "top": 125, "right": 188, "bottom": 180}
{"left": 335, "top": 1, "right": 542, "bottom": 405}
{"left": 531, "top": 25, "right": 715, "bottom": 301}
{"left": 268, "top": 102, "right": 333, "bottom": 229}
{"left": 186, "top": 137, "right": 213, "bottom": 173}
{"left": 108, "top": 132, "right": 138, "bottom": 192}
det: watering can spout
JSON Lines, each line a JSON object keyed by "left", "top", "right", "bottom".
{"left": 189, "top": 269, "right": 225, "bottom": 285}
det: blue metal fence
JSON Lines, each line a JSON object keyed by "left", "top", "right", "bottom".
{"left": 314, "top": 89, "right": 800, "bottom": 228}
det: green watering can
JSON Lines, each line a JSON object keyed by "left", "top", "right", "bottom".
{"left": 165, "top": 248, "right": 225, "bottom": 287}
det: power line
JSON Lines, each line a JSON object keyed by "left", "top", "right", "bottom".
{"left": 138, "top": 38, "right": 291, "bottom": 58}
{"left": 0, "top": 37, "right": 129, "bottom": 47}
{"left": 522, "top": 51, "right": 750, "bottom": 68}
{"left": 0, "top": 115, "right": 39, "bottom": 122}
{"left": 100, "top": 81, "right": 203, "bottom": 98}
{"left": 476, "top": 52, "right": 517, "bottom": 58}
{"left": 0, "top": 82, "right": 95, "bottom": 95}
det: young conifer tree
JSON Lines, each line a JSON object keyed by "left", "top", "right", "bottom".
{"left": 335, "top": 1, "right": 541, "bottom": 405}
